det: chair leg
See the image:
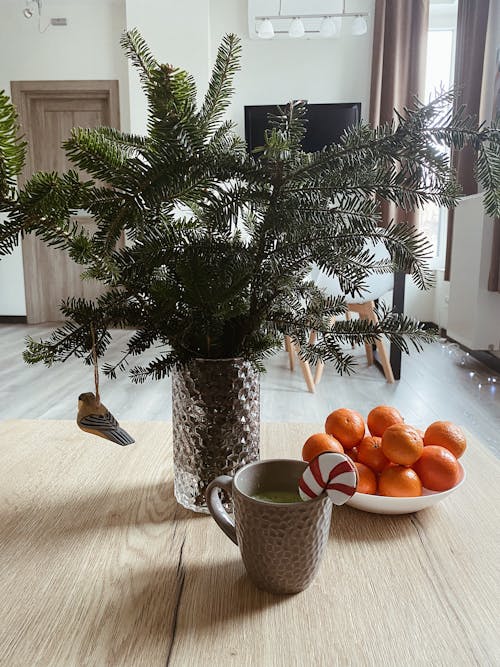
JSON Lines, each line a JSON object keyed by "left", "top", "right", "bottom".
{"left": 349, "top": 302, "right": 394, "bottom": 382}
{"left": 346, "top": 309, "right": 356, "bottom": 349}
{"left": 284, "top": 335, "right": 294, "bottom": 371}
{"left": 314, "top": 361, "right": 325, "bottom": 385}
{"left": 375, "top": 338, "right": 395, "bottom": 383}
{"left": 294, "top": 343, "right": 315, "bottom": 393}
{"left": 365, "top": 342, "right": 374, "bottom": 366}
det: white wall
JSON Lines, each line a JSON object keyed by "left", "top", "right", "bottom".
{"left": 0, "top": 0, "right": 128, "bottom": 315}
{"left": 448, "top": 195, "right": 500, "bottom": 350}
{"left": 125, "top": 0, "right": 211, "bottom": 134}
{"left": 210, "top": 0, "right": 374, "bottom": 136}
{"left": 445, "top": 0, "right": 500, "bottom": 349}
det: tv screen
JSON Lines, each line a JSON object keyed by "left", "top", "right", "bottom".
{"left": 244, "top": 102, "right": 361, "bottom": 153}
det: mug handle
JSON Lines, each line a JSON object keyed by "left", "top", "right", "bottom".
{"left": 205, "top": 475, "right": 237, "bottom": 545}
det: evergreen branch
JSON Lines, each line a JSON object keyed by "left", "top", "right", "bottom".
{"left": 0, "top": 90, "right": 26, "bottom": 201}
{"left": 199, "top": 33, "right": 242, "bottom": 133}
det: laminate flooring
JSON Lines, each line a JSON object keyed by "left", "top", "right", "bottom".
{"left": 1, "top": 323, "right": 499, "bottom": 456}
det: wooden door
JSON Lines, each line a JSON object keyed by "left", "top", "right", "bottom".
{"left": 11, "top": 81, "right": 120, "bottom": 324}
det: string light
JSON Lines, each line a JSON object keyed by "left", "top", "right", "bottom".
{"left": 440, "top": 339, "right": 500, "bottom": 392}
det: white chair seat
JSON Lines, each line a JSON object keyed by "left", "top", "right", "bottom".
{"left": 313, "top": 235, "right": 393, "bottom": 303}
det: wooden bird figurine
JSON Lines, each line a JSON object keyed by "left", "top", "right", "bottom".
{"left": 77, "top": 392, "right": 135, "bottom": 446}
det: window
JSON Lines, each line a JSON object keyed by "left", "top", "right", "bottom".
{"left": 423, "top": 9, "right": 457, "bottom": 268}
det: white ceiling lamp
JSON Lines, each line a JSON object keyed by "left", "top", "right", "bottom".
{"left": 351, "top": 15, "right": 368, "bottom": 36}
{"left": 257, "top": 18, "right": 275, "bottom": 39}
{"left": 319, "top": 16, "right": 341, "bottom": 38}
{"left": 253, "top": 1, "right": 368, "bottom": 40}
{"left": 289, "top": 17, "right": 305, "bottom": 38}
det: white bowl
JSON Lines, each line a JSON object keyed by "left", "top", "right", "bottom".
{"left": 346, "top": 462, "right": 466, "bottom": 515}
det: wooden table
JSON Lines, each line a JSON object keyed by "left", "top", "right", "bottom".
{"left": 0, "top": 421, "right": 498, "bottom": 666}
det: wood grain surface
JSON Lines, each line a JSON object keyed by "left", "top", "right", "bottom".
{"left": 0, "top": 421, "right": 498, "bottom": 667}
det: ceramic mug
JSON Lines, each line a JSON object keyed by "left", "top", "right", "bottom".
{"left": 206, "top": 459, "right": 332, "bottom": 595}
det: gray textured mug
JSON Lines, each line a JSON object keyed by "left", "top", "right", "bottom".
{"left": 206, "top": 459, "right": 332, "bottom": 595}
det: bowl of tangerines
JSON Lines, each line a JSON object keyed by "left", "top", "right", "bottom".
{"left": 301, "top": 406, "right": 466, "bottom": 514}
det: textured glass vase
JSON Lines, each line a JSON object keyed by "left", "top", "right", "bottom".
{"left": 172, "top": 358, "right": 260, "bottom": 513}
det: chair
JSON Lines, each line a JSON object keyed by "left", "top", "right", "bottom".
{"left": 287, "top": 235, "right": 396, "bottom": 389}
{"left": 313, "top": 237, "right": 395, "bottom": 384}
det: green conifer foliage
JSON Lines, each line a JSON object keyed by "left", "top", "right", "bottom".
{"left": 0, "top": 32, "right": 499, "bottom": 380}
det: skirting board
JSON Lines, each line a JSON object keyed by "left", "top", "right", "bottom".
{"left": 444, "top": 333, "right": 500, "bottom": 373}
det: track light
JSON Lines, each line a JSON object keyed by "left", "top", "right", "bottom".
{"left": 319, "top": 16, "right": 341, "bottom": 38}
{"left": 254, "top": 7, "right": 368, "bottom": 40}
{"left": 257, "top": 18, "right": 275, "bottom": 39}
{"left": 288, "top": 17, "right": 305, "bottom": 38}
{"left": 351, "top": 15, "right": 368, "bottom": 36}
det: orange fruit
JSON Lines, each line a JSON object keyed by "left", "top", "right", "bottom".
{"left": 367, "top": 405, "right": 404, "bottom": 437}
{"left": 378, "top": 466, "right": 422, "bottom": 497}
{"left": 381, "top": 424, "right": 424, "bottom": 466}
{"left": 325, "top": 408, "right": 365, "bottom": 449}
{"left": 423, "top": 421, "right": 466, "bottom": 459}
{"left": 357, "top": 436, "right": 389, "bottom": 474}
{"left": 354, "top": 462, "right": 377, "bottom": 495}
{"left": 366, "top": 405, "right": 404, "bottom": 438}
{"left": 302, "top": 433, "right": 344, "bottom": 462}
{"left": 346, "top": 446, "right": 359, "bottom": 462}
{"left": 413, "top": 445, "right": 460, "bottom": 491}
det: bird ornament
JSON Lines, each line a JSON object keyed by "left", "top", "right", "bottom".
{"left": 77, "top": 392, "right": 135, "bottom": 445}
{"left": 76, "top": 322, "right": 134, "bottom": 445}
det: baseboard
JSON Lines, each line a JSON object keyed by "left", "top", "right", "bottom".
{"left": 0, "top": 315, "right": 28, "bottom": 324}
{"left": 442, "top": 332, "right": 500, "bottom": 373}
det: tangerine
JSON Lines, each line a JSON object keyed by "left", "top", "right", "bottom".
{"left": 413, "top": 445, "right": 460, "bottom": 491}
{"left": 423, "top": 421, "right": 466, "bottom": 459}
{"left": 302, "top": 433, "right": 344, "bottom": 462}
{"left": 346, "top": 446, "right": 359, "bottom": 462}
{"left": 367, "top": 405, "right": 404, "bottom": 437}
{"left": 378, "top": 466, "right": 422, "bottom": 497}
{"left": 325, "top": 408, "right": 365, "bottom": 449}
{"left": 381, "top": 424, "right": 424, "bottom": 466}
{"left": 357, "top": 436, "right": 389, "bottom": 473}
{"left": 354, "top": 462, "right": 377, "bottom": 495}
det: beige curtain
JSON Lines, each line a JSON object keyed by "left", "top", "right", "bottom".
{"left": 370, "top": 0, "right": 430, "bottom": 228}
{"left": 487, "top": 9, "right": 500, "bottom": 292}
{"left": 444, "top": 0, "right": 490, "bottom": 281}
{"left": 489, "top": 221, "right": 500, "bottom": 291}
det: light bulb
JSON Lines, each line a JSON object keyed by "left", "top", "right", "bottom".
{"left": 289, "top": 17, "right": 305, "bottom": 38}
{"left": 258, "top": 18, "right": 275, "bottom": 39}
{"left": 319, "top": 17, "right": 341, "bottom": 38}
{"left": 351, "top": 15, "right": 367, "bottom": 36}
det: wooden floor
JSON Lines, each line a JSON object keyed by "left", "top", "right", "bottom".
{"left": 1, "top": 323, "right": 499, "bottom": 456}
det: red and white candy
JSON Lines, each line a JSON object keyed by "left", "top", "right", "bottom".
{"left": 299, "top": 452, "right": 358, "bottom": 505}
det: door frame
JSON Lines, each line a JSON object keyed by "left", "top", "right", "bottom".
{"left": 10, "top": 80, "right": 120, "bottom": 323}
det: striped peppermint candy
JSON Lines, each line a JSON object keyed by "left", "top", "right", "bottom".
{"left": 299, "top": 452, "right": 358, "bottom": 505}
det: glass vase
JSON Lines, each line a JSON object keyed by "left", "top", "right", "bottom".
{"left": 172, "top": 358, "right": 260, "bottom": 513}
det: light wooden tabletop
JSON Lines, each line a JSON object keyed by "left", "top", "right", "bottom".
{"left": 0, "top": 420, "right": 498, "bottom": 667}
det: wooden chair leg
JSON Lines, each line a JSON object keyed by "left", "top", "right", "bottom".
{"left": 375, "top": 338, "right": 395, "bottom": 383}
{"left": 346, "top": 309, "right": 356, "bottom": 349}
{"left": 365, "top": 342, "right": 374, "bottom": 366}
{"left": 363, "top": 302, "right": 395, "bottom": 383}
{"left": 284, "top": 335, "right": 295, "bottom": 371}
{"left": 294, "top": 343, "right": 315, "bottom": 393}
{"left": 314, "top": 361, "right": 325, "bottom": 385}
{"left": 309, "top": 330, "right": 317, "bottom": 345}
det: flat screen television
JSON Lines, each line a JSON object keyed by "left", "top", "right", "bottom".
{"left": 244, "top": 102, "right": 361, "bottom": 153}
